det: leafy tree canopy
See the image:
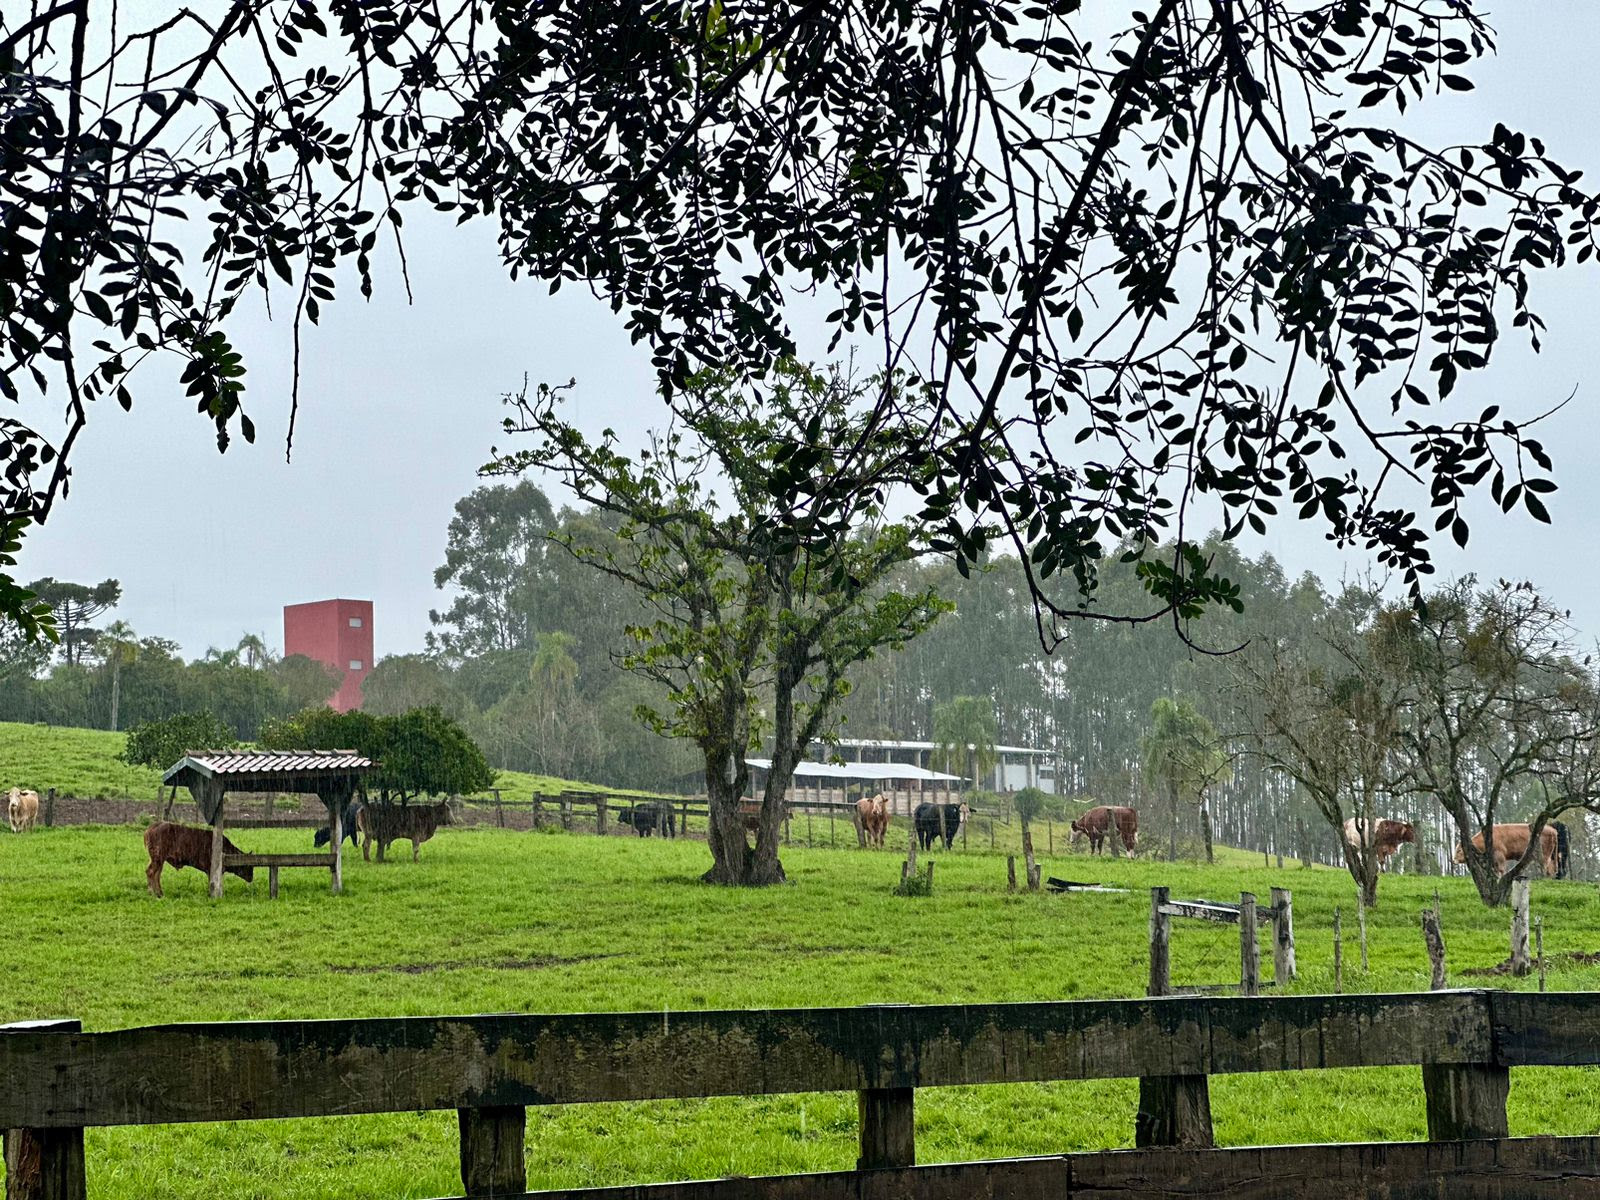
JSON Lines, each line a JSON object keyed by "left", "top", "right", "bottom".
{"left": 121, "top": 710, "right": 238, "bottom": 769}
{"left": 259, "top": 704, "right": 494, "bottom": 801}
{"left": 5, "top": 2, "right": 1596, "bottom": 640}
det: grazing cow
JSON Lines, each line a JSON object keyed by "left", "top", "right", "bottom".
{"left": 313, "top": 799, "right": 363, "bottom": 849}
{"left": 1342, "top": 817, "right": 1416, "bottom": 868}
{"left": 617, "top": 801, "right": 677, "bottom": 838}
{"left": 1453, "top": 822, "right": 1569, "bottom": 879}
{"left": 356, "top": 800, "right": 458, "bottom": 862}
{"left": 1070, "top": 806, "right": 1138, "bottom": 855}
{"left": 144, "top": 822, "right": 253, "bottom": 897}
{"left": 856, "top": 794, "right": 891, "bottom": 848}
{"left": 913, "top": 801, "right": 968, "bottom": 851}
{"left": 7, "top": 787, "right": 39, "bottom": 833}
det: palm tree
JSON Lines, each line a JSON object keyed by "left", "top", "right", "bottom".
{"left": 931, "top": 695, "right": 999, "bottom": 792}
{"left": 236, "top": 632, "right": 272, "bottom": 669}
{"left": 102, "top": 620, "right": 138, "bottom": 732}
{"left": 1141, "top": 696, "right": 1233, "bottom": 863}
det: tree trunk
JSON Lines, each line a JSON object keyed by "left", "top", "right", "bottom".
{"left": 1168, "top": 783, "right": 1179, "bottom": 862}
{"left": 1200, "top": 800, "right": 1214, "bottom": 865}
{"left": 700, "top": 751, "right": 786, "bottom": 887}
{"left": 109, "top": 663, "right": 121, "bottom": 732}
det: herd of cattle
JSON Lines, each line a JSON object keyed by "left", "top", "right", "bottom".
{"left": 4, "top": 781, "right": 1581, "bottom": 888}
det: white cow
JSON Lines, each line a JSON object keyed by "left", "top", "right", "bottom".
{"left": 7, "top": 787, "right": 40, "bottom": 833}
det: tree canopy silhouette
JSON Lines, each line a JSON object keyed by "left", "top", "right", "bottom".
{"left": 5, "top": 2, "right": 1596, "bottom": 640}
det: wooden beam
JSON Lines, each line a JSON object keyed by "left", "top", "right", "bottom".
{"left": 3, "top": 1020, "right": 84, "bottom": 1200}
{"left": 856, "top": 1088, "right": 914, "bottom": 1170}
{"left": 465, "top": 1136, "right": 1600, "bottom": 1200}
{"left": 207, "top": 801, "right": 227, "bottom": 899}
{"left": 459, "top": 1105, "right": 527, "bottom": 1196}
{"left": 0, "top": 992, "right": 1503, "bottom": 1129}
{"left": 220, "top": 854, "right": 337, "bottom": 869}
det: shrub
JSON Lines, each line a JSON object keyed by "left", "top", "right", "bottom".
{"left": 120, "top": 711, "right": 237, "bottom": 769}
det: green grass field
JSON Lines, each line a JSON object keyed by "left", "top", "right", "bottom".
{"left": 2, "top": 821, "right": 1598, "bottom": 1198}
{"left": 0, "top": 721, "right": 665, "bottom": 804}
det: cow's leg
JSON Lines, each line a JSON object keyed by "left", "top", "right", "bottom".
{"left": 376, "top": 837, "right": 386, "bottom": 863}
{"left": 412, "top": 838, "right": 420, "bottom": 863}
{"left": 147, "top": 859, "right": 164, "bottom": 897}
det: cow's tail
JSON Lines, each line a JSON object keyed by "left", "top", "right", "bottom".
{"left": 1555, "top": 821, "right": 1571, "bottom": 879}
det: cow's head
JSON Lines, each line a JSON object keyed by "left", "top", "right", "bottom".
{"left": 1451, "top": 842, "right": 1468, "bottom": 864}
{"left": 1393, "top": 821, "right": 1417, "bottom": 844}
{"left": 1069, "top": 819, "right": 1085, "bottom": 841}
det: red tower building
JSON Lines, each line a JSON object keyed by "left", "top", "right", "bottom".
{"left": 283, "top": 598, "right": 374, "bottom": 712}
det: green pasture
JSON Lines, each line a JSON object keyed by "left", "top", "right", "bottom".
{"left": 2, "top": 823, "right": 1599, "bottom": 1198}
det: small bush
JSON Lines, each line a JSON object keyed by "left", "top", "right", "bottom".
{"left": 893, "top": 864, "right": 934, "bottom": 897}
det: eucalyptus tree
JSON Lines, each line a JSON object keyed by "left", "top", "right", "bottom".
{"left": 6, "top": 2, "right": 1597, "bottom": 645}
{"left": 931, "top": 696, "right": 1000, "bottom": 791}
{"left": 100, "top": 619, "right": 137, "bottom": 732}
{"left": 489, "top": 364, "right": 952, "bottom": 885}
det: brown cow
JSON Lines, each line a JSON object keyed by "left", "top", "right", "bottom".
{"left": 1070, "top": 805, "right": 1138, "bottom": 855}
{"left": 1453, "top": 823, "right": 1569, "bottom": 879}
{"left": 144, "top": 822, "right": 253, "bottom": 897}
{"left": 855, "top": 794, "right": 890, "bottom": 848}
{"left": 7, "top": 787, "right": 39, "bottom": 833}
{"left": 1342, "top": 818, "right": 1416, "bottom": 868}
{"left": 357, "top": 800, "right": 458, "bottom": 862}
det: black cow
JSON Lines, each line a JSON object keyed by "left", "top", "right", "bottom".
{"left": 914, "top": 802, "right": 968, "bottom": 851}
{"left": 617, "top": 801, "right": 676, "bottom": 838}
{"left": 313, "top": 800, "right": 363, "bottom": 849}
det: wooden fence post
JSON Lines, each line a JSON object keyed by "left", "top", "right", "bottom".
{"left": 1422, "top": 907, "right": 1447, "bottom": 991}
{"left": 1270, "top": 887, "right": 1296, "bottom": 984}
{"left": 1537, "top": 917, "right": 1547, "bottom": 992}
{"left": 1333, "top": 907, "right": 1343, "bottom": 994}
{"left": 494, "top": 789, "right": 504, "bottom": 829}
{"left": 208, "top": 801, "right": 228, "bottom": 899}
{"left": 3, "top": 1019, "right": 85, "bottom": 1200}
{"left": 856, "top": 1087, "right": 915, "bottom": 1170}
{"left": 329, "top": 800, "right": 343, "bottom": 896}
{"left": 1510, "top": 878, "right": 1532, "bottom": 977}
{"left": 531, "top": 794, "right": 542, "bottom": 829}
{"left": 596, "top": 797, "right": 608, "bottom": 837}
{"left": 1138, "top": 886, "right": 1213, "bottom": 1148}
{"left": 1007, "top": 855, "right": 1017, "bottom": 893}
{"left": 458, "top": 1105, "right": 527, "bottom": 1196}
{"left": 561, "top": 797, "right": 572, "bottom": 831}
{"left": 1357, "top": 898, "right": 1369, "bottom": 972}
{"left": 1239, "top": 893, "right": 1260, "bottom": 997}
{"left": 42, "top": 788, "right": 55, "bottom": 829}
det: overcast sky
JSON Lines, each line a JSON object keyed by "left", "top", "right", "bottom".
{"left": 19, "top": 5, "right": 1600, "bottom": 662}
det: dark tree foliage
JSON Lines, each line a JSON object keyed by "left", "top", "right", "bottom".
{"left": 260, "top": 704, "right": 495, "bottom": 801}
{"left": 4, "top": 2, "right": 1596, "bottom": 641}
{"left": 120, "top": 709, "right": 238, "bottom": 769}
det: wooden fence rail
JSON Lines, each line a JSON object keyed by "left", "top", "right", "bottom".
{"left": 4, "top": 989, "right": 1600, "bottom": 1199}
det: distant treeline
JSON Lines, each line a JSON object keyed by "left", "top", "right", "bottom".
{"left": 0, "top": 480, "right": 1433, "bottom": 863}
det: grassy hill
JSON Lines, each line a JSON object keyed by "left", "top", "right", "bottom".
{"left": 0, "top": 720, "right": 668, "bottom": 803}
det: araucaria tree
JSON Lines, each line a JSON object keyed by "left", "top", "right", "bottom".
{"left": 490, "top": 366, "right": 950, "bottom": 886}
{"left": 7, "top": 3, "right": 1600, "bottom": 640}
{"left": 1375, "top": 580, "right": 1600, "bottom": 906}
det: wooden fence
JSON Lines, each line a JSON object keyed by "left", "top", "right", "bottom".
{"left": 5, "top": 989, "right": 1599, "bottom": 1199}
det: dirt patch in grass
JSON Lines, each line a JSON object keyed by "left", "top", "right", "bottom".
{"left": 329, "top": 953, "right": 619, "bottom": 975}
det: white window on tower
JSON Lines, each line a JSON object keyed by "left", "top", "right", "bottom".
{"left": 348, "top": 617, "right": 363, "bottom": 628}
{"left": 349, "top": 660, "right": 363, "bottom": 672}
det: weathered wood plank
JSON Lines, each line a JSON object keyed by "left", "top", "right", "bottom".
{"left": 459, "top": 1105, "right": 527, "bottom": 1196}
{"left": 0, "top": 993, "right": 1501, "bottom": 1129}
{"left": 1422, "top": 1064, "right": 1510, "bottom": 1141}
{"left": 220, "top": 854, "right": 336, "bottom": 869}
{"left": 1159, "top": 900, "right": 1275, "bottom": 925}
{"left": 3, "top": 1020, "right": 85, "bottom": 1200}
{"left": 856, "top": 1088, "right": 914, "bottom": 1170}
{"left": 466, "top": 1137, "right": 1600, "bottom": 1200}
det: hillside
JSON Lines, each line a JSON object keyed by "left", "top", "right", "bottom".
{"left": 0, "top": 721, "right": 667, "bottom": 802}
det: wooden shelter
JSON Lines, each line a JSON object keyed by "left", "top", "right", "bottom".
{"left": 161, "top": 750, "right": 376, "bottom": 897}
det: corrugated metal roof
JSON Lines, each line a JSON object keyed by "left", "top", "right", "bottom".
{"left": 162, "top": 750, "right": 376, "bottom": 783}
{"left": 746, "top": 758, "right": 964, "bottom": 782}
